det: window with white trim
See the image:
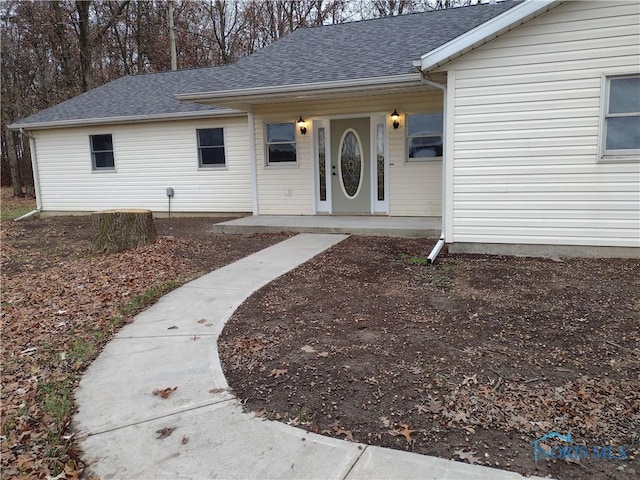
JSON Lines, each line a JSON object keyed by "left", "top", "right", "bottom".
{"left": 197, "top": 128, "right": 226, "bottom": 167}
{"left": 602, "top": 74, "right": 640, "bottom": 161}
{"left": 266, "top": 122, "right": 297, "bottom": 164}
{"left": 90, "top": 134, "right": 115, "bottom": 170}
{"left": 406, "top": 113, "right": 443, "bottom": 161}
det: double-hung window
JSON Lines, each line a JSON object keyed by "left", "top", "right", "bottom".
{"left": 90, "top": 134, "right": 115, "bottom": 170}
{"left": 406, "top": 113, "right": 443, "bottom": 161}
{"left": 197, "top": 128, "right": 226, "bottom": 167}
{"left": 266, "top": 122, "right": 297, "bottom": 164}
{"left": 601, "top": 75, "right": 640, "bottom": 161}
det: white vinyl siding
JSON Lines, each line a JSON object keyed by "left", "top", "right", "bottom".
{"left": 253, "top": 90, "right": 443, "bottom": 216}
{"left": 444, "top": 0, "right": 640, "bottom": 248}
{"left": 34, "top": 117, "right": 252, "bottom": 213}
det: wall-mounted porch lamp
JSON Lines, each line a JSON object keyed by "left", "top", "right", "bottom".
{"left": 297, "top": 116, "right": 308, "bottom": 135}
{"left": 391, "top": 109, "right": 400, "bottom": 129}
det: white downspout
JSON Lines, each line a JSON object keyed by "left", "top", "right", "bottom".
{"left": 14, "top": 128, "right": 42, "bottom": 221}
{"left": 419, "top": 73, "right": 447, "bottom": 264}
{"left": 247, "top": 112, "right": 259, "bottom": 216}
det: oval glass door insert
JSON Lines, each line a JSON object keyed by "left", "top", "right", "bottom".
{"left": 339, "top": 129, "right": 363, "bottom": 198}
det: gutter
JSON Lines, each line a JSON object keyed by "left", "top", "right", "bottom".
{"left": 419, "top": 74, "right": 447, "bottom": 265}
{"left": 9, "top": 108, "right": 245, "bottom": 131}
{"left": 15, "top": 128, "right": 42, "bottom": 220}
{"left": 176, "top": 74, "right": 422, "bottom": 103}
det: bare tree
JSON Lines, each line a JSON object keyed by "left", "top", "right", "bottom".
{"left": 2, "top": 0, "right": 468, "bottom": 194}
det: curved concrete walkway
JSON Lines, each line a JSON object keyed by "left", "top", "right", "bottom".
{"left": 74, "top": 234, "right": 542, "bottom": 480}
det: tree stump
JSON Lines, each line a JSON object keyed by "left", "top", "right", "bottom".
{"left": 92, "top": 209, "right": 157, "bottom": 253}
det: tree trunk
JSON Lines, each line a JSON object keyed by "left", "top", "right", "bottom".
{"left": 136, "top": 0, "right": 145, "bottom": 73}
{"left": 2, "top": 107, "right": 22, "bottom": 195}
{"left": 168, "top": 0, "right": 177, "bottom": 70}
{"left": 76, "top": 0, "right": 93, "bottom": 92}
{"left": 52, "top": 1, "right": 75, "bottom": 92}
{"left": 92, "top": 209, "right": 156, "bottom": 253}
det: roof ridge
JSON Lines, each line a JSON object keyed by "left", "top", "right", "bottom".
{"left": 295, "top": 1, "right": 516, "bottom": 30}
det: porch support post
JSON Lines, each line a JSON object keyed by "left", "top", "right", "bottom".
{"left": 248, "top": 111, "right": 259, "bottom": 215}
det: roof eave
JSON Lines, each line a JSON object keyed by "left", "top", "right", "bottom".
{"left": 420, "top": 0, "right": 561, "bottom": 72}
{"left": 175, "top": 74, "right": 423, "bottom": 105}
{"left": 9, "top": 108, "right": 245, "bottom": 131}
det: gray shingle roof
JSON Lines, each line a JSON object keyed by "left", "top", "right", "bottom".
{"left": 13, "top": 1, "right": 519, "bottom": 127}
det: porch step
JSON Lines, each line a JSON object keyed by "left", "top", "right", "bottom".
{"left": 210, "top": 215, "right": 441, "bottom": 238}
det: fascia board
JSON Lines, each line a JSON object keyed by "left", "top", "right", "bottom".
{"left": 421, "top": 0, "right": 560, "bottom": 71}
{"left": 175, "top": 74, "right": 421, "bottom": 103}
{"left": 9, "top": 108, "right": 245, "bottom": 131}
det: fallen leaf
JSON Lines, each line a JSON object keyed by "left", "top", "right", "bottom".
{"left": 462, "top": 374, "right": 477, "bottom": 386}
{"left": 330, "top": 422, "right": 355, "bottom": 441}
{"left": 301, "top": 344, "right": 317, "bottom": 353}
{"left": 308, "top": 424, "right": 319, "bottom": 433}
{"left": 477, "top": 385, "right": 492, "bottom": 395}
{"left": 155, "top": 426, "right": 175, "bottom": 439}
{"left": 335, "top": 426, "right": 354, "bottom": 442}
{"left": 181, "top": 435, "right": 189, "bottom": 444}
{"left": 416, "top": 400, "right": 444, "bottom": 414}
{"left": 389, "top": 423, "right": 415, "bottom": 443}
{"left": 538, "top": 442, "right": 552, "bottom": 455}
{"left": 454, "top": 449, "right": 481, "bottom": 464}
{"left": 269, "top": 368, "right": 288, "bottom": 378}
{"left": 507, "top": 414, "right": 529, "bottom": 429}
{"left": 167, "top": 326, "right": 178, "bottom": 330}
{"left": 254, "top": 409, "right": 267, "bottom": 418}
{"left": 153, "top": 386, "right": 178, "bottom": 399}
{"left": 453, "top": 411, "right": 469, "bottom": 422}
{"left": 316, "top": 351, "right": 329, "bottom": 358}
{"left": 209, "top": 387, "right": 225, "bottom": 394}
{"left": 197, "top": 318, "right": 206, "bottom": 324}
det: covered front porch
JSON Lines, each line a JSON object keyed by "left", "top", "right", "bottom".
{"left": 210, "top": 215, "right": 441, "bottom": 238}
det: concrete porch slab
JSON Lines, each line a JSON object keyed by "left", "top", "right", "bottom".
{"left": 210, "top": 215, "right": 441, "bottom": 238}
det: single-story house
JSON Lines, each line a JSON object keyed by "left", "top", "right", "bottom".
{"left": 10, "top": 0, "right": 640, "bottom": 258}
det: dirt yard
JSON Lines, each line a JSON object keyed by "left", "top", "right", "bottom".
{"left": 1, "top": 196, "right": 638, "bottom": 480}
{"left": 219, "top": 236, "right": 640, "bottom": 480}
{"left": 0, "top": 211, "right": 288, "bottom": 479}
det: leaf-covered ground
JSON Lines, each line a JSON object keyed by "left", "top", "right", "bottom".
{"left": 219, "top": 236, "right": 640, "bottom": 480}
{"left": 1, "top": 211, "right": 288, "bottom": 479}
